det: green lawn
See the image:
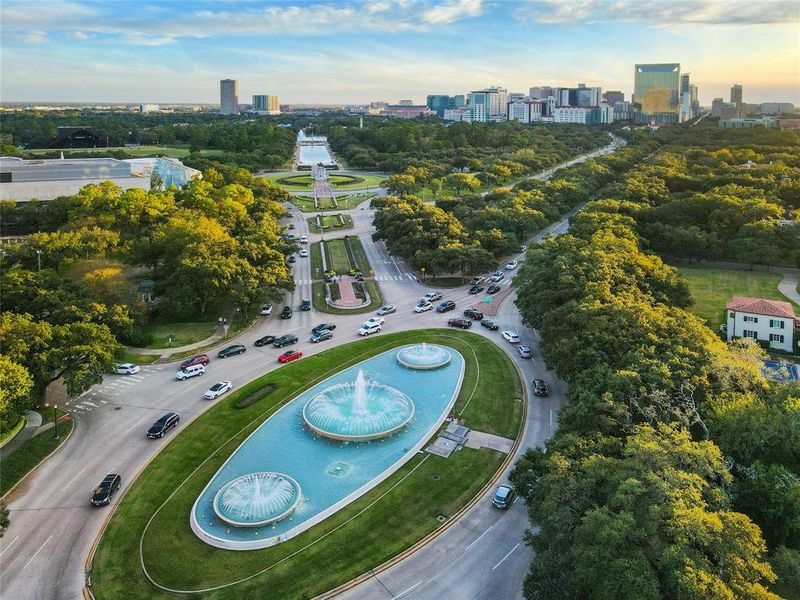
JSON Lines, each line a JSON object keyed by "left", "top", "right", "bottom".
{"left": 678, "top": 266, "right": 800, "bottom": 329}
{"left": 118, "top": 352, "right": 159, "bottom": 365}
{"left": 324, "top": 238, "right": 353, "bottom": 273}
{"left": 27, "top": 146, "right": 223, "bottom": 159}
{"left": 1, "top": 418, "right": 74, "bottom": 495}
{"left": 90, "top": 331, "right": 522, "bottom": 599}
{"left": 140, "top": 321, "right": 218, "bottom": 349}
{"left": 307, "top": 214, "right": 354, "bottom": 232}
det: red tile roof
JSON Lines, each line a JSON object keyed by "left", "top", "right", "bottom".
{"left": 726, "top": 296, "right": 796, "bottom": 319}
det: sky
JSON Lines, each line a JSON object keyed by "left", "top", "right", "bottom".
{"left": 1, "top": 0, "right": 798, "bottom": 106}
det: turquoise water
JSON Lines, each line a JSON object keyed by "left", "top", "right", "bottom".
{"left": 298, "top": 143, "right": 334, "bottom": 167}
{"left": 191, "top": 345, "right": 464, "bottom": 548}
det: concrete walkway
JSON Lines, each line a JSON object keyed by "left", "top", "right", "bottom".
{"left": 778, "top": 270, "right": 800, "bottom": 305}
{"left": 332, "top": 275, "right": 362, "bottom": 307}
{"left": 126, "top": 322, "right": 227, "bottom": 358}
{"left": 0, "top": 411, "right": 42, "bottom": 459}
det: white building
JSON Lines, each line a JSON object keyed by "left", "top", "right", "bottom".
{"left": 469, "top": 87, "right": 508, "bottom": 122}
{"left": 599, "top": 102, "right": 614, "bottom": 124}
{"left": 139, "top": 104, "right": 160, "bottom": 114}
{"left": 443, "top": 107, "right": 471, "bottom": 122}
{"left": 726, "top": 296, "right": 797, "bottom": 353}
{"left": 507, "top": 99, "right": 544, "bottom": 123}
{"left": 553, "top": 106, "right": 600, "bottom": 124}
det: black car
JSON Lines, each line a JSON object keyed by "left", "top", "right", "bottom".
{"left": 447, "top": 318, "right": 473, "bottom": 329}
{"left": 533, "top": 379, "right": 550, "bottom": 397}
{"left": 91, "top": 473, "right": 121, "bottom": 506}
{"left": 281, "top": 306, "right": 293, "bottom": 319}
{"left": 312, "top": 323, "right": 336, "bottom": 335}
{"left": 436, "top": 300, "right": 456, "bottom": 313}
{"left": 147, "top": 413, "right": 179, "bottom": 439}
{"left": 464, "top": 308, "right": 484, "bottom": 320}
{"left": 254, "top": 335, "right": 276, "bottom": 347}
{"left": 300, "top": 299, "right": 312, "bottom": 311}
{"left": 287, "top": 255, "right": 297, "bottom": 263}
{"left": 310, "top": 329, "right": 334, "bottom": 343}
{"left": 273, "top": 334, "right": 299, "bottom": 348}
{"left": 468, "top": 285, "right": 484, "bottom": 295}
{"left": 218, "top": 344, "right": 246, "bottom": 358}
{"left": 487, "top": 285, "right": 501, "bottom": 294}
{"left": 481, "top": 318, "right": 499, "bottom": 331}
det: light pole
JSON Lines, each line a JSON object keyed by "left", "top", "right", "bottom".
{"left": 53, "top": 404, "right": 58, "bottom": 439}
{"left": 36, "top": 249, "right": 42, "bottom": 272}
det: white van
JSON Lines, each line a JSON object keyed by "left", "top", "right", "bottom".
{"left": 176, "top": 364, "right": 205, "bottom": 380}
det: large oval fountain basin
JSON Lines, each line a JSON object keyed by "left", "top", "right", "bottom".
{"left": 191, "top": 345, "right": 464, "bottom": 550}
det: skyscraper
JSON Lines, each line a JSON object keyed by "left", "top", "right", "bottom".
{"left": 220, "top": 79, "right": 239, "bottom": 115}
{"left": 252, "top": 95, "right": 280, "bottom": 114}
{"left": 603, "top": 91, "right": 625, "bottom": 105}
{"left": 634, "top": 63, "right": 680, "bottom": 122}
{"left": 731, "top": 84, "right": 743, "bottom": 105}
{"left": 468, "top": 87, "right": 508, "bottom": 122}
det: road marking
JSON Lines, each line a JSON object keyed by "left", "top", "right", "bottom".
{"left": 22, "top": 535, "right": 53, "bottom": 570}
{"left": 549, "top": 409, "right": 553, "bottom": 428}
{"left": 99, "top": 400, "right": 108, "bottom": 405}
{"left": 492, "top": 542, "right": 521, "bottom": 570}
{"left": 393, "top": 580, "right": 423, "bottom": 599}
{"left": 82, "top": 400, "right": 98, "bottom": 407}
{"left": 0, "top": 535, "right": 20, "bottom": 557}
{"left": 60, "top": 466, "right": 87, "bottom": 491}
{"left": 465, "top": 524, "right": 494, "bottom": 551}
{"left": 122, "top": 415, "right": 151, "bottom": 436}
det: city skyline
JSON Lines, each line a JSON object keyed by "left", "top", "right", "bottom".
{"left": 1, "top": 0, "right": 799, "bottom": 105}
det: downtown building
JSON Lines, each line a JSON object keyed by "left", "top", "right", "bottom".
{"left": 220, "top": 79, "right": 239, "bottom": 115}
{"left": 252, "top": 95, "right": 280, "bottom": 115}
{"left": 426, "top": 94, "right": 466, "bottom": 117}
{"left": 468, "top": 87, "right": 508, "bottom": 122}
{"left": 634, "top": 63, "right": 681, "bottom": 124}
{"left": 552, "top": 103, "right": 613, "bottom": 124}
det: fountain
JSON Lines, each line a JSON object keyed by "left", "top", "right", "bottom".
{"left": 396, "top": 343, "right": 452, "bottom": 370}
{"left": 302, "top": 370, "right": 415, "bottom": 441}
{"left": 213, "top": 472, "right": 301, "bottom": 527}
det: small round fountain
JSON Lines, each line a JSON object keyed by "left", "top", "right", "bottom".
{"left": 213, "top": 472, "right": 301, "bottom": 527}
{"left": 396, "top": 343, "right": 452, "bottom": 370}
{"left": 302, "top": 370, "right": 415, "bottom": 441}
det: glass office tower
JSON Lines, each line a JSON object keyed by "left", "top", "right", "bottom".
{"left": 634, "top": 63, "right": 680, "bottom": 123}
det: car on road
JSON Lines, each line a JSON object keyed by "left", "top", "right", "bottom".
{"left": 489, "top": 271, "right": 505, "bottom": 282}
{"left": 422, "top": 291, "right": 442, "bottom": 302}
{"left": 414, "top": 301, "right": 433, "bottom": 313}
{"left": 533, "top": 379, "right": 550, "bottom": 397}
{"left": 447, "top": 318, "right": 472, "bottom": 329}
{"left": 362, "top": 316, "right": 385, "bottom": 328}
{"left": 91, "top": 474, "right": 121, "bottom": 506}
{"left": 505, "top": 260, "right": 519, "bottom": 270}
{"left": 288, "top": 255, "right": 297, "bottom": 263}
{"left": 299, "top": 249, "right": 309, "bottom": 258}
{"left": 260, "top": 304, "right": 273, "bottom": 316}
{"left": 115, "top": 363, "right": 140, "bottom": 375}
{"left": 279, "top": 350, "right": 303, "bottom": 363}
{"left": 468, "top": 285, "right": 484, "bottom": 295}
{"left": 147, "top": 413, "right": 179, "bottom": 439}
{"left": 176, "top": 364, "right": 205, "bottom": 380}
{"left": 481, "top": 318, "right": 499, "bottom": 331}
{"left": 281, "top": 306, "right": 293, "bottom": 319}
{"left": 217, "top": 344, "right": 246, "bottom": 358}
{"left": 517, "top": 345, "right": 532, "bottom": 359}
{"left": 300, "top": 235, "right": 308, "bottom": 244}
{"left": 273, "top": 334, "right": 299, "bottom": 348}
{"left": 203, "top": 380, "right": 233, "bottom": 400}
{"left": 464, "top": 308, "right": 484, "bottom": 320}
{"left": 287, "top": 223, "right": 295, "bottom": 230}
{"left": 310, "top": 329, "right": 334, "bottom": 343}
{"left": 519, "top": 244, "right": 527, "bottom": 253}
{"left": 436, "top": 300, "right": 456, "bottom": 313}
{"left": 358, "top": 322, "right": 382, "bottom": 336}
{"left": 377, "top": 304, "right": 396, "bottom": 316}
{"left": 469, "top": 276, "right": 485, "bottom": 286}
{"left": 180, "top": 354, "right": 210, "bottom": 369}
{"left": 254, "top": 335, "right": 276, "bottom": 347}
{"left": 487, "top": 284, "right": 502, "bottom": 294}
{"left": 502, "top": 331, "right": 521, "bottom": 343}
{"left": 300, "top": 299, "right": 312, "bottom": 311}
{"left": 312, "top": 323, "right": 337, "bottom": 335}
{"left": 492, "top": 484, "right": 516, "bottom": 509}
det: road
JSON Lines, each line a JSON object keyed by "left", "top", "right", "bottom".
{"left": 0, "top": 136, "right": 622, "bottom": 600}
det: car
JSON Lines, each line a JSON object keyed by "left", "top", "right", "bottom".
{"left": 469, "top": 276, "right": 485, "bottom": 286}
{"left": 287, "top": 223, "right": 295, "bottom": 230}
{"left": 279, "top": 350, "right": 303, "bottom": 363}
{"left": 217, "top": 344, "right": 246, "bottom": 358}
{"left": 299, "top": 249, "right": 309, "bottom": 258}
{"left": 180, "top": 354, "right": 210, "bottom": 369}
{"left": 502, "top": 331, "right": 521, "bottom": 343}
{"left": 490, "top": 271, "right": 505, "bottom": 282}
{"left": 254, "top": 335, "right": 276, "bottom": 347}
{"left": 492, "top": 484, "right": 516, "bottom": 509}
{"left": 519, "top": 244, "right": 527, "bottom": 253}
{"left": 505, "top": 260, "right": 519, "bottom": 270}
{"left": 464, "top": 308, "right": 484, "bottom": 320}
{"left": 423, "top": 291, "right": 443, "bottom": 302}
{"left": 414, "top": 301, "right": 433, "bottom": 313}
{"left": 288, "top": 255, "right": 297, "bottom": 263}
{"left": 517, "top": 344, "right": 533, "bottom": 359}
{"left": 310, "top": 329, "right": 334, "bottom": 343}
{"left": 436, "top": 300, "right": 456, "bottom": 313}
{"left": 281, "top": 306, "right": 293, "bottom": 319}
{"left": 91, "top": 474, "right": 121, "bottom": 506}
{"left": 487, "top": 284, "right": 502, "bottom": 294}
{"left": 533, "top": 379, "right": 550, "bottom": 397}
{"left": 468, "top": 285, "right": 484, "bottom": 295}
{"left": 300, "top": 299, "right": 311, "bottom": 311}
{"left": 362, "top": 317, "right": 385, "bottom": 329}
{"left": 273, "top": 334, "right": 299, "bottom": 348}
{"left": 300, "top": 235, "right": 308, "bottom": 244}
{"left": 115, "top": 363, "right": 140, "bottom": 375}
{"left": 447, "top": 317, "right": 472, "bottom": 329}
{"left": 176, "top": 364, "right": 205, "bottom": 380}
{"left": 203, "top": 380, "right": 233, "bottom": 400}
{"left": 260, "top": 304, "right": 273, "bottom": 316}
{"left": 481, "top": 318, "right": 499, "bottom": 331}
{"left": 358, "top": 322, "right": 382, "bottom": 336}
{"left": 312, "top": 322, "right": 337, "bottom": 335}
{"left": 147, "top": 413, "right": 180, "bottom": 438}
{"left": 377, "top": 304, "right": 396, "bottom": 316}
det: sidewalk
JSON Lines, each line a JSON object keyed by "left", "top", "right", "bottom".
{"left": 126, "top": 322, "right": 227, "bottom": 359}
{"left": 0, "top": 411, "right": 42, "bottom": 459}
{"left": 778, "top": 270, "right": 800, "bottom": 305}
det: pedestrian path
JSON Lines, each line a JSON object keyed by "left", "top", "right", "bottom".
{"left": 0, "top": 411, "right": 42, "bottom": 459}
{"left": 125, "top": 322, "right": 227, "bottom": 358}
{"left": 778, "top": 270, "right": 800, "bottom": 306}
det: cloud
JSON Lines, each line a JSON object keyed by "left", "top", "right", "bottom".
{"left": 422, "top": 0, "right": 483, "bottom": 24}
{"left": 72, "top": 31, "right": 88, "bottom": 40}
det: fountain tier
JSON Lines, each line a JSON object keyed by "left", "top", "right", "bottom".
{"left": 213, "top": 472, "right": 301, "bottom": 527}
{"left": 396, "top": 343, "right": 452, "bottom": 370}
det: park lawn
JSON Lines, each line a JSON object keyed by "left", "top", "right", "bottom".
{"left": 310, "top": 241, "right": 324, "bottom": 277}
{"left": 330, "top": 174, "right": 385, "bottom": 190}
{"left": 118, "top": 352, "right": 159, "bottom": 365}
{"left": 333, "top": 193, "right": 377, "bottom": 210}
{"left": 678, "top": 266, "right": 800, "bottom": 329}
{"left": 90, "top": 331, "right": 521, "bottom": 599}
{"left": 348, "top": 236, "right": 371, "bottom": 274}
{"left": 317, "top": 196, "right": 338, "bottom": 209}
{"left": 1, "top": 418, "right": 74, "bottom": 495}
{"left": 307, "top": 214, "right": 354, "bottom": 232}
{"left": 0, "top": 416, "right": 26, "bottom": 448}
{"left": 140, "top": 321, "right": 217, "bottom": 349}
{"left": 325, "top": 238, "right": 353, "bottom": 273}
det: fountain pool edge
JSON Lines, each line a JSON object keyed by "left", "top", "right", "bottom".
{"left": 189, "top": 346, "right": 465, "bottom": 551}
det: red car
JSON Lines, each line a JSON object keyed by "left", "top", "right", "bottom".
{"left": 180, "top": 354, "right": 210, "bottom": 369}
{"left": 278, "top": 350, "right": 303, "bottom": 364}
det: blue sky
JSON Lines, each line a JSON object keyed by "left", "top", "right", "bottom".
{"left": 1, "top": 0, "right": 798, "bottom": 105}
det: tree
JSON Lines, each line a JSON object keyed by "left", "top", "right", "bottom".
{"left": 0, "top": 357, "right": 34, "bottom": 434}
{"left": 734, "top": 462, "right": 800, "bottom": 549}
{"left": 0, "top": 500, "right": 9, "bottom": 538}
{"left": 443, "top": 172, "right": 480, "bottom": 196}
{"left": 428, "top": 178, "right": 442, "bottom": 199}
{"left": 383, "top": 174, "right": 418, "bottom": 196}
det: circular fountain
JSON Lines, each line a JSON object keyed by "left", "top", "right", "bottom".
{"left": 213, "top": 472, "right": 302, "bottom": 527}
{"left": 302, "top": 370, "right": 415, "bottom": 441}
{"left": 396, "top": 343, "right": 452, "bottom": 370}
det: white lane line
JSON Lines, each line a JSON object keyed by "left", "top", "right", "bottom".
{"left": 83, "top": 400, "right": 98, "bottom": 407}
{"left": 0, "top": 535, "right": 20, "bottom": 557}
{"left": 465, "top": 524, "right": 494, "bottom": 551}
{"left": 492, "top": 542, "right": 521, "bottom": 570}
{"left": 60, "top": 466, "right": 87, "bottom": 492}
{"left": 393, "top": 580, "right": 423, "bottom": 599}
{"left": 549, "top": 409, "right": 553, "bottom": 428}
{"left": 122, "top": 415, "right": 151, "bottom": 436}
{"left": 22, "top": 535, "right": 53, "bottom": 570}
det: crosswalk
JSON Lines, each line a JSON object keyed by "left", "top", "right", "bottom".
{"left": 66, "top": 372, "right": 149, "bottom": 413}
{"left": 294, "top": 274, "right": 416, "bottom": 285}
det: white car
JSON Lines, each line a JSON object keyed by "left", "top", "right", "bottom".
{"left": 414, "top": 301, "right": 433, "bottom": 313}
{"left": 260, "top": 304, "right": 273, "bottom": 316}
{"left": 502, "top": 331, "right": 521, "bottom": 344}
{"left": 203, "top": 381, "right": 232, "bottom": 400}
{"left": 176, "top": 364, "right": 205, "bottom": 380}
{"left": 505, "top": 260, "right": 519, "bottom": 270}
{"left": 299, "top": 249, "right": 309, "bottom": 258}
{"left": 377, "top": 304, "right": 396, "bottom": 316}
{"left": 423, "top": 291, "right": 442, "bottom": 302}
{"left": 362, "top": 316, "right": 385, "bottom": 329}
{"left": 115, "top": 363, "right": 140, "bottom": 375}
{"left": 490, "top": 271, "right": 505, "bottom": 282}
{"left": 300, "top": 235, "right": 308, "bottom": 244}
{"left": 358, "top": 323, "right": 382, "bottom": 336}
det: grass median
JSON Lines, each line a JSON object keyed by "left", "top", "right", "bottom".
{"left": 90, "top": 330, "right": 523, "bottom": 599}
{"left": 1, "top": 417, "right": 74, "bottom": 496}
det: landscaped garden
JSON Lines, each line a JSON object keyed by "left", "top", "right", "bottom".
{"left": 89, "top": 330, "right": 524, "bottom": 599}
{"left": 269, "top": 173, "right": 384, "bottom": 191}
{"left": 308, "top": 237, "right": 383, "bottom": 314}
{"left": 307, "top": 213, "right": 353, "bottom": 232}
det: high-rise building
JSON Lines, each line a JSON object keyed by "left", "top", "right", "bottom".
{"left": 398, "top": 99, "right": 414, "bottom": 106}
{"left": 731, "top": 84, "right": 743, "bottom": 105}
{"left": 252, "top": 95, "right": 280, "bottom": 114}
{"left": 220, "top": 79, "right": 239, "bottom": 115}
{"left": 139, "top": 104, "right": 160, "bottom": 114}
{"left": 426, "top": 95, "right": 465, "bottom": 117}
{"left": 575, "top": 83, "right": 602, "bottom": 107}
{"left": 468, "top": 87, "right": 508, "bottom": 122}
{"left": 603, "top": 91, "right": 625, "bottom": 105}
{"left": 507, "top": 99, "right": 543, "bottom": 123}
{"left": 634, "top": 63, "right": 680, "bottom": 122}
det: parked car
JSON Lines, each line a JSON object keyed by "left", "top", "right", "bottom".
{"left": 517, "top": 345, "right": 532, "bottom": 359}
{"left": 281, "top": 306, "right": 293, "bottom": 319}
{"left": 260, "top": 304, "right": 273, "bottom": 316}
{"left": 487, "top": 284, "right": 502, "bottom": 294}
{"left": 273, "top": 334, "right": 299, "bottom": 348}
{"left": 176, "top": 364, "right": 205, "bottom": 380}
{"left": 481, "top": 318, "right": 499, "bottom": 331}
{"left": 436, "top": 300, "right": 456, "bottom": 313}
{"left": 489, "top": 271, "right": 505, "bottom": 282}
{"left": 115, "top": 363, "right": 140, "bottom": 375}
{"left": 505, "top": 260, "right": 519, "bottom": 270}
{"left": 180, "top": 354, "right": 209, "bottom": 369}
{"left": 217, "top": 344, "right": 246, "bottom": 358}
{"left": 468, "top": 285, "right": 484, "bottom": 295}
{"left": 447, "top": 317, "right": 472, "bottom": 329}
{"left": 254, "top": 335, "right": 276, "bottom": 347}
{"left": 300, "top": 299, "right": 312, "bottom": 311}
{"left": 377, "top": 304, "right": 396, "bottom": 316}
{"left": 423, "top": 291, "right": 442, "bottom": 302}
{"left": 358, "top": 323, "right": 382, "bottom": 336}
{"left": 279, "top": 350, "right": 303, "bottom": 363}
{"left": 492, "top": 484, "right": 516, "bottom": 509}
{"left": 469, "top": 276, "right": 485, "bottom": 286}
{"left": 147, "top": 413, "right": 180, "bottom": 439}
{"left": 502, "top": 331, "right": 521, "bottom": 343}
{"left": 362, "top": 316, "right": 385, "bottom": 328}
{"left": 533, "top": 379, "right": 550, "bottom": 397}
{"left": 91, "top": 474, "right": 121, "bottom": 506}
{"left": 299, "top": 249, "right": 309, "bottom": 258}
{"left": 203, "top": 380, "right": 233, "bottom": 399}
{"left": 312, "top": 323, "right": 336, "bottom": 335}
{"left": 311, "top": 329, "right": 334, "bottom": 343}
{"left": 414, "top": 301, "right": 433, "bottom": 313}
{"left": 464, "top": 308, "right": 484, "bottom": 320}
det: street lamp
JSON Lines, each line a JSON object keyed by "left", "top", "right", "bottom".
{"left": 36, "top": 249, "right": 42, "bottom": 272}
{"left": 53, "top": 404, "right": 58, "bottom": 439}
